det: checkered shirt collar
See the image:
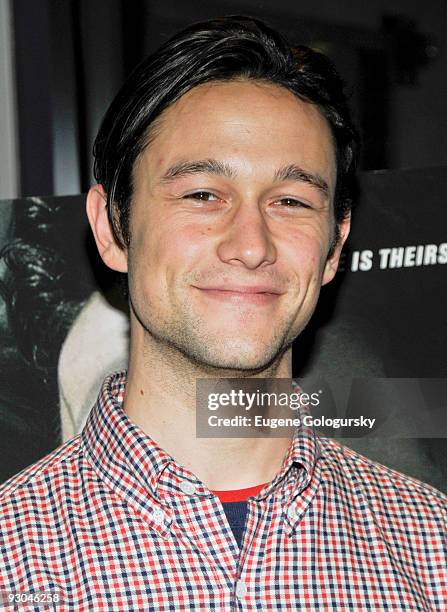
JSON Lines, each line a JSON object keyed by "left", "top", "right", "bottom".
{"left": 81, "top": 371, "right": 321, "bottom": 506}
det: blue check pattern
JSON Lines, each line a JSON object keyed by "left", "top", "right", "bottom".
{"left": 1, "top": 370, "right": 446, "bottom": 610}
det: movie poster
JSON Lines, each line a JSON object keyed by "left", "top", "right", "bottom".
{"left": 0, "top": 167, "right": 446, "bottom": 490}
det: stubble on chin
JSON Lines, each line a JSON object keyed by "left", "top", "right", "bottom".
{"left": 136, "top": 299, "right": 295, "bottom": 376}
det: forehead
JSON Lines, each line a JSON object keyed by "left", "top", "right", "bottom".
{"left": 140, "top": 79, "right": 336, "bottom": 189}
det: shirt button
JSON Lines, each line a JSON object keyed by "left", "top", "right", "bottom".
{"left": 235, "top": 580, "right": 247, "bottom": 599}
{"left": 152, "top": 508, "right": 165, "bottom": 524}
{"left": 287, "top": 504, "right": 297, "bottom": 520}
{"left": 179, "top": 480, "right": 196, "bottom": 495}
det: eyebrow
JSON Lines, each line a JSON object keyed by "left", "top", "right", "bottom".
{"left": 160, "top": 158, "right": 330, "bottom": 198}
{"left": 274, "top": 164, "right": 330, "bottom": 199}
{"left": 160, "top": 159, "right": 236, "bottom": 182}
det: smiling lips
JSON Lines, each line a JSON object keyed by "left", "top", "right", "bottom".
{"left": 194, "top": 284, "right": 283, "bottom": 304}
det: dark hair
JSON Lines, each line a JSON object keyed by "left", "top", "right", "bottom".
{"left": 93, "top": 15, "right": 359, "bottom": 251}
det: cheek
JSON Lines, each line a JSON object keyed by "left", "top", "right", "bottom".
{"left": 130, "top": 219, "right": 210, "bottom": 288}
{"left": 284, "top": 228, "right": 329, "bottom": 279}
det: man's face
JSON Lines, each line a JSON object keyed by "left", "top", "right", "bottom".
{"left": 126, "top": 79, "right": 347, "bottom": 371}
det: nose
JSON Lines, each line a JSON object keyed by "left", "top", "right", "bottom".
{"left": 216, "top": 200, "right": 277, "bottom": 269}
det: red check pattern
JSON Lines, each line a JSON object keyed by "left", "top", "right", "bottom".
{"left": 1, "top": 371, "right": 446, "bottom": 611}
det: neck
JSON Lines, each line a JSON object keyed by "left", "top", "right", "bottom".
{"left": 123, "top": 317, "right": 293, "bottom": 491}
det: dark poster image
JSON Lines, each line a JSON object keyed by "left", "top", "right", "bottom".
{"left": 294, "top": 166, "right": 447, "bottom": 490}
{"left": 0, "top": 167, "right": 446, "bottom": 490}
{"left": 0, "top": 195, "right": 128, "bottom": 483}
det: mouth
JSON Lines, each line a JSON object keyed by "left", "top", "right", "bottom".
{"left": 193, "top": 285, "right": 283, "bottom": 305}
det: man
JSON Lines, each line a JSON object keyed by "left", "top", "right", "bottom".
{"left": 1, "top": 16, "right": 446, "bottom": 610}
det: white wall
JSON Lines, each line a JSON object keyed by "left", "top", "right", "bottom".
{"left": 0, "top": 0, "right": 18, "bottom": 198}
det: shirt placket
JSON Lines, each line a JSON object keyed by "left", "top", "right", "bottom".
{"left": 230, "top": 497, "right": 275, "bottom": 611}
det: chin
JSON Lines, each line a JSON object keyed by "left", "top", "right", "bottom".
{"left": 189, "top": 339, "right": 285, "bottom": 372}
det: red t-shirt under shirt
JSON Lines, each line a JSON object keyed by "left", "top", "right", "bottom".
{"left": 211, "top": 482, "right": 268, "bottom": 502}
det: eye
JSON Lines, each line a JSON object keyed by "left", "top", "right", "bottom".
{"left": 184, "top": 191, "right": 221, "bottom": 202}
{"left": 276, "top": 197, "right": 311, "bottom": 208}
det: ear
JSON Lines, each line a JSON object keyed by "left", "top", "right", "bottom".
{"left": 86, "top": 184, "right": 128, "bottom": 273}
{"left": 322, "top": 213, "right": 351, "bottom": 286}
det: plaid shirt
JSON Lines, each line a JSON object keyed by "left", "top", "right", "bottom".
{"left": 1, "top": 371, "right": 446, "bottom": 611}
